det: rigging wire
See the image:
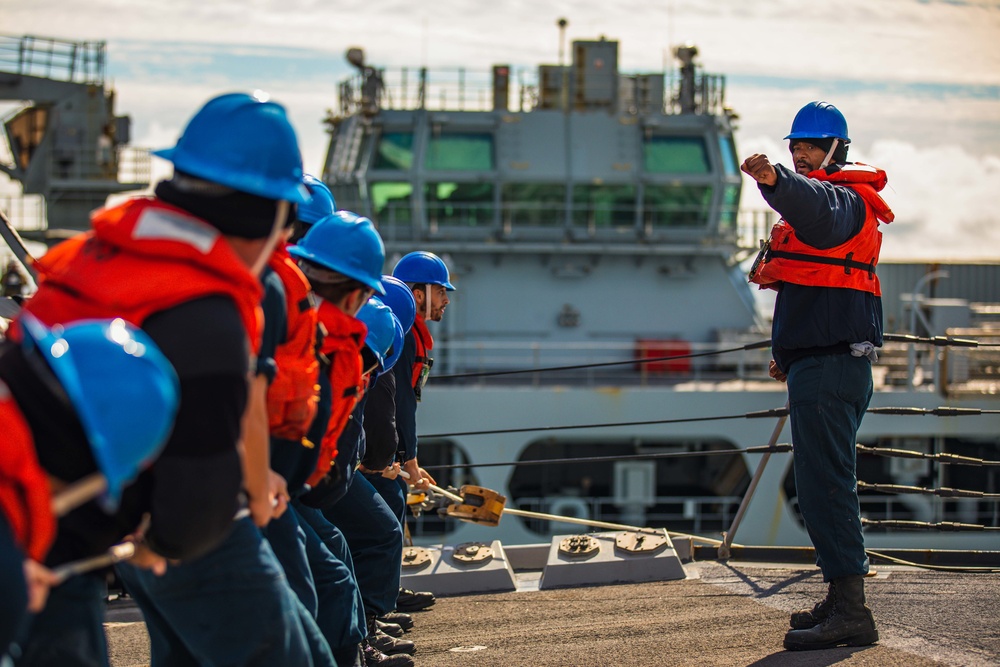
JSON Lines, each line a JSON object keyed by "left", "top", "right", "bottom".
{"left": 423, "top": 441, "right": 1000, "bottom": 473}
{"left": 856, "top": 444, "right": 1000, "bottom": 466}
{"left": 859, "top": 481, "right": 1000, "bottom": 500}
{"left": 422, "top": 443, "right": 793, "bottom": 471}
{"left": 431, "top": 340, "right": 772, "bottom": 380}
{"left": 430, "top": 332, "right": 999, "bottom": 382}
{"left": 419, "top": 407, "right": 789, "bottom": 439}
{"left": 419, "top": 404, "right": 997, "bottom": 439}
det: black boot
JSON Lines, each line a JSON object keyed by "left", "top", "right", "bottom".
{"left": 789, "top": 580, "right": 836, "bottom": 629}
{"left": 375, "top": 618, "right": 404, "bottom": 637}
{"left": 396, "top": 587, "right": 435, "bottom": 612}
{"left": 784, "top": 575, "right": 879, "bottom": 651}
{"left": 361, "top": 639, "right": 414, "bottom": 667}
{"left": 378, "top": 612, "right": 414, "bottom": 631}
{"left": 367, "top": 614, "right": 416, "bottom": 656}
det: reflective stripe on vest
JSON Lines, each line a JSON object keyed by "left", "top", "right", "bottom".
{"left": 22, "top": 197, "right": 263, "bottom": 350}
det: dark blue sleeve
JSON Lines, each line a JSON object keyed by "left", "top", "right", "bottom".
{"left": 393, "top": 330, "right": 418, "bottom": 462}
{"left": 256, "top": 267, "right": 287, "bottom": 383}
{"left": 759, "top": 164, "right": 867, "bottom": 249}
{"left": 361, "top": 371, "right": 398, "bottom": 469}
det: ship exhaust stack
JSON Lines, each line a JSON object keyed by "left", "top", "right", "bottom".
{"left": 675, "top": 43, "right": 699, "bottom": 114}
{"left": 492, "top": 65, "right": 510, "bottom": 111}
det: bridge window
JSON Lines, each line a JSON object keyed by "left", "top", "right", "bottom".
{"left": 572, "top": 184, "right": 636, "bottom": 229}
{"left": 643, "top": 185, "right": 712, "bottom": 228}
{"left": 425, "top": 133, "right": 494, "bottom": 171}
{"left": 720, "top": 184, "right": 740, "bottom": 231}
{"left": 373, "top": 132, "right": 414, "bottom": 170}
{"left": 425, "top": 182, "right": 495, "bottom": 227}
{"left": 370, "top": 182, "right": 413, "bottom": 224}
{"left": 643, "top": 135, "right": 710, "bottom": 174}
{"left": 501, "top": 183, "right": 566, "bottom": 227}
{"left": 718, "top": 135, "right": 739, "bottom": 177}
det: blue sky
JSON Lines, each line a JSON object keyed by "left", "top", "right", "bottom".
{"left": 3, "top": 0, "right": 1000, "bottom": 258}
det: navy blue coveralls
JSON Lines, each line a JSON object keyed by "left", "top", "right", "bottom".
{"left": 759, "top": 162, "right": 881, "bottom": 582}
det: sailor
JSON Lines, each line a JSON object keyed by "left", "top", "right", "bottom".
{"left": 357, "top": 276, "right": 421, "bottom": 634}
{"left": 259, "top": 174, "right": 330, "bottom": 626}
{"left": 17, "top": 91, "right": 326, "bottom": 666}
{"left": 359, "top": 276, "right": 417, "bottom": 525}
{"left": 287, "top": 211, "right": 409, "bottom": 666}
{"left": 743, "top": 100, "right": 893, "bottom": 651}
{"left": 291, "top": 211, "right": 385, "bottom": 494}
{"left": 1, "top": 259, "right": 27, "bottom": 299}
{"left": 387, "top": 251, "right": 456, "bottom": 613}
{"left": 306, "top": 299, "right": 416, "bottom": 663}
{"left": 0, "top": 316, "right": 178, "bottom": 659}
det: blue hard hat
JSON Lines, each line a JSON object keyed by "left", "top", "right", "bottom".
{"left": 356, "top": 297, "right": 399, "bottom": 371}
{"left": 153, "top": 92, "right": 310, "bottom": 203}
{"left": 382, "top": 315, "right": 405, "bottom": 373}
{"left": 19, "top": 314, "right": 180, "bottom": 511}
{"left": 378, "top": 275, "right": 416, "bottom": 334}
{"left": 392, "top": 251, "right": 455, "bottom": 291}
{"left": 784, "top": 101, "right": 850, "bottom": 143}
{"left": 288, "top": 211, "right": 386, "bottom": 295}
{"left": 298, "top": 175, "right": 337, "bottom": 225}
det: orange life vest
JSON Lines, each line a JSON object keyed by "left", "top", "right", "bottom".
{"left": 21, "top": 197, "right": 263, "bottom": 350}
{"left": 409, "top": 314, "right": 434, "bottom": 401}
{"left": 0, "top": 382, "right": 56, "bottom": 562}
{"left": 749, "top": 163, "right": 894, "bottom": 295}
{"left": 266, "top": 244, "right": 320, "bottom": 441}
{"left": 305, "top": 300, "right": 367, "bottom": 488}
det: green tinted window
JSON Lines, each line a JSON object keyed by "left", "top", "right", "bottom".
{"left": 425, "top": 133, "right": 494, "bottom": 171}
{"left": 720, "top": 184, "right": 740, "bottom": 230}
{"left": 718, "top": 136, "right": 739, "bottom": 177}
{"left": 572, "top": 185, "right": 636, "bottom": 228}
{"left": 643, "top": 136, "right": 710, "bottom": 174}
{"left": 425, "top": 182, "right": 494, "bottom": 227}
{"left": 370, "top": 182, "right": 413, "bottom": 224}
{"left": 501, "top": 183, "right": 566, "bottom": 227}
{"left": 373, "top": 133, "right": 414, "bottom": 170}
{"left": 643, "top": 185, "right": 712, "bottom": 227}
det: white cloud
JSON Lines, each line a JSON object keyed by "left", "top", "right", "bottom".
{"left": 3, "top": 0, "right": 998, "bottom": 261}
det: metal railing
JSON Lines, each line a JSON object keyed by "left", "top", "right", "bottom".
{"left": 0, "top": 34, "right": 106, "bottom": 84}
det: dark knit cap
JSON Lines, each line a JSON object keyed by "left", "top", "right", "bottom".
{"left": 155, "top": 172, "right": 295, "bottom": 239}
{"left": 788, "top": 137, "right": 849, "bottom": 163}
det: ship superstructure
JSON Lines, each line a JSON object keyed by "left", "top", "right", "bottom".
{"left": 322, "top": 37, "right": 1000, "bottom": 551}
{"left": 0, "top": 34, "right": 149, "bottom": 239}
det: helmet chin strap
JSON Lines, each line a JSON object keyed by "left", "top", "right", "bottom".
{"left": 819, "top": 138, "right": 840, "bottom": 169}
{"left": 250, "top": 200, "right": 290, "bottom": 278}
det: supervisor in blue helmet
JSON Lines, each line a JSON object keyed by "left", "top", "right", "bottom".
{"left": 0, "top": 316, "right": 178, "bottom": 659}
{"left": 742, "top": 101, "right": 893, "bottom": 652}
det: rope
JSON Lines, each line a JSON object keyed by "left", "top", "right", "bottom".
{"left": 865, "top": 549, "right": 1000, "bottom": 573}
{"left": 431, "top": 340, "right": 772, "bottom": 380}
